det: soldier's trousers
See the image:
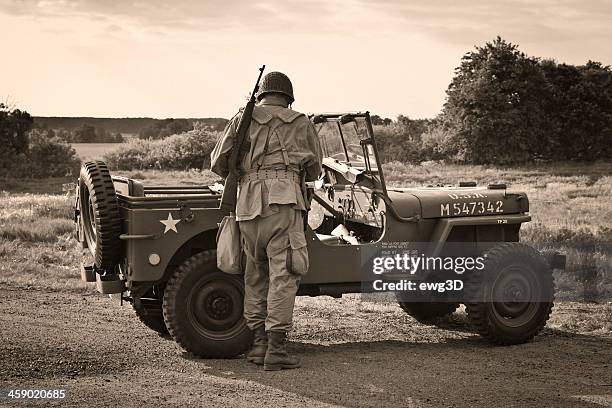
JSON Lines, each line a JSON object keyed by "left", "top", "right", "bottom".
{"left": 239, "top": 205, "right": 309, "bottom": 332}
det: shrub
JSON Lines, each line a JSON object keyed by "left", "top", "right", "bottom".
{"left": 104, "top": 126, "right": 221, "bottom": 171}
{"left": 374, "top": 124, "right": 420, "bottom": 163}
{"left": 2, "top": 130, "right": 81, "bottom": 178}
{"left": 373, "top": 119, "right": 445, "bottom": 164}
{"left": 29, "top": 133, "right": 81, "bottom": 177}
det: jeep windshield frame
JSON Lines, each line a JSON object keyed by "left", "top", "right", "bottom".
{"left": 311, "top": 112, "right": 389, "bottom": 198}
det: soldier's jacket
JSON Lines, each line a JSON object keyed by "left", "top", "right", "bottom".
{"left": 211, "top": 102, "right": 323, "bottom": 221}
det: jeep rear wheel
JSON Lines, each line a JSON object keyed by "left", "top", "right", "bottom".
{"left": 133, "top": 286, "right": 169, "bottom": 335}
{"left": 78, "top": 160, "right": 122, "bottom": 270}
{"left": 466, "top": 243, "right": 554, "bottom": 345}
{"left": 163, "top": 251, "right": 252, "bottom": 358}
{"left": 396, "top": 301, "right": 459, "bottom": 323}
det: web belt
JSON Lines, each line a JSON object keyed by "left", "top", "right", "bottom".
{"left": 240, "top": 169, "right": 300, "bottom": 183}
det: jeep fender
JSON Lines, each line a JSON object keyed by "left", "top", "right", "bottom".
{"left": 429, "top": 214, "right": 531, "bottom": 256}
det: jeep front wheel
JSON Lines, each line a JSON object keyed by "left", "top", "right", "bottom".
{"left": 466, "top": 243, "right": 554, "bottom": 345}
{"left": 163, "top": 251, "right": 252, "bottom": 358}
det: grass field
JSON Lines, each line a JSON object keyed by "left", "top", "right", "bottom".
{"left": 0, "top": 162, "right": 610, "bottom": 331}
{"left": 71, "top": 143, "right": 123, "bottom": 161}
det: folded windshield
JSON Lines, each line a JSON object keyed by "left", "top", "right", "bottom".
{"left": 313, "top": 117, "right": 378, "bottom": 171}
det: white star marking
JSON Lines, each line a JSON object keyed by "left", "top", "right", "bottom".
{"left": 160, "top": 213, "right": 180, "bottom": 234}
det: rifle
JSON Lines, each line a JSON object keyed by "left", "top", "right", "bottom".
{"left": 220, "top": 65, "right": 266, "bottom": 212}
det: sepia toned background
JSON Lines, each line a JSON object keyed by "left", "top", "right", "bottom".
{"left": 1, "top": 0, "right": 612, "bottom": 119}
{"left": 1, "top": 1, "right": 611, "bottom": 407}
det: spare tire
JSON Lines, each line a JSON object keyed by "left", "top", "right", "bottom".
{"left": 78, "top": 161, "right": 122, "bottom": 270}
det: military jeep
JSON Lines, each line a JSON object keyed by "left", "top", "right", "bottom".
{"left": 75, "top": 112, "right": 562, "bottom": 358}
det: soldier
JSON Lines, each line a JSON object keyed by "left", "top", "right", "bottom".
{"left": 211, "top": 71, "right": 323, "bottom": 371}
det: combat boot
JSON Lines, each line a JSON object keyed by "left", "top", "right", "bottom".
{"left": 246, "top": 325, "right": 267, "bottom": 365}
{"left": 264, "top": 331, "right": 300, "bottom": 371}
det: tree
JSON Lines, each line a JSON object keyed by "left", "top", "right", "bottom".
{"left": 371, "top": 115, "right": 393, "bottom": 126}
{"left": 138, "top": 118, "right": 193, "bottom": 140}
{"left": 440, "top": 36, "right": 550, "bottom": 164}
{"left": 0, "top": 103, "right": 33, "bottom": 175}
{"left": 159, "top": 119, "right": 191, "bottom": 138}
{"left": 0, "top": 104, "right": 79, "bottom": 178}
{"left": 95, "top": 126, "right": 111, "bottom": 142}
{"left": 26, "top": 129, "right": 80, "bottom": 177}
{"left": 0, "top": 103, "right": 33, "bottom": 156}
{"left": 541, "top": 60, "right": 612, "bottom": 160}
{"left": 57, "top": 128, "right": 71, "bottom": 143}
{"left": 373, "top": 116, "right": 434, "bottom": 163}
{"left": 112, "top": 132, "right": 124, "bottom": 143}
{"left": 73, "top": 124, "right": 97, "bottom": 143}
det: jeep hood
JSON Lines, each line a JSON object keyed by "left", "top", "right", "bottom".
{"left": 386, "top": 187, "right": 529, "bottom": 219}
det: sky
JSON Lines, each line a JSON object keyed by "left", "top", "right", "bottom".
{"left": 1, "top": 0, "right": 611, "bottom": 119}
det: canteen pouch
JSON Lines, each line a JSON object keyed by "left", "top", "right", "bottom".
{"left": 216, "top": 215, "right": 243, "bottom": 274}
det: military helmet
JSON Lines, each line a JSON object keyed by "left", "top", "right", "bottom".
{"left": 257, "top": 71, "right": 294, "bottom": 104}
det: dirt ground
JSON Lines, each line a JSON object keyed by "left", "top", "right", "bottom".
{"left": 0, "top": 287, "right": 610, "bottom": 408}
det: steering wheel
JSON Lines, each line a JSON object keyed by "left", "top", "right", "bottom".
{"left": 346, "top": 144, "right": 365, "bottom": 160}
{"left": 329, "top": 144, "right": 365, "bottom": 162}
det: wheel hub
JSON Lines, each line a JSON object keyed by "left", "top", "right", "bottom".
{"left": 188, "top": 275, "right": 244, "bottom": 337}
{"left": 491, "top": 265, "right": 539, "bottom": 324}
{"left": 207, "top": 292, "right": 232, "bottom": 319}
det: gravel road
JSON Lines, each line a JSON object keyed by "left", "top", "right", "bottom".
{"left": 0, "top": 287, "right": 610, "bottom": 407}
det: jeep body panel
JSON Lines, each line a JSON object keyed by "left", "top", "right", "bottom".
{"left": 96, "top": 112, "right": 533, "bottom": 294}
{"left": 116, "top": 186, "right": 224, "bottom": 283}
{"left": 387, "top": 187, "right": 529, "bottom": 219}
